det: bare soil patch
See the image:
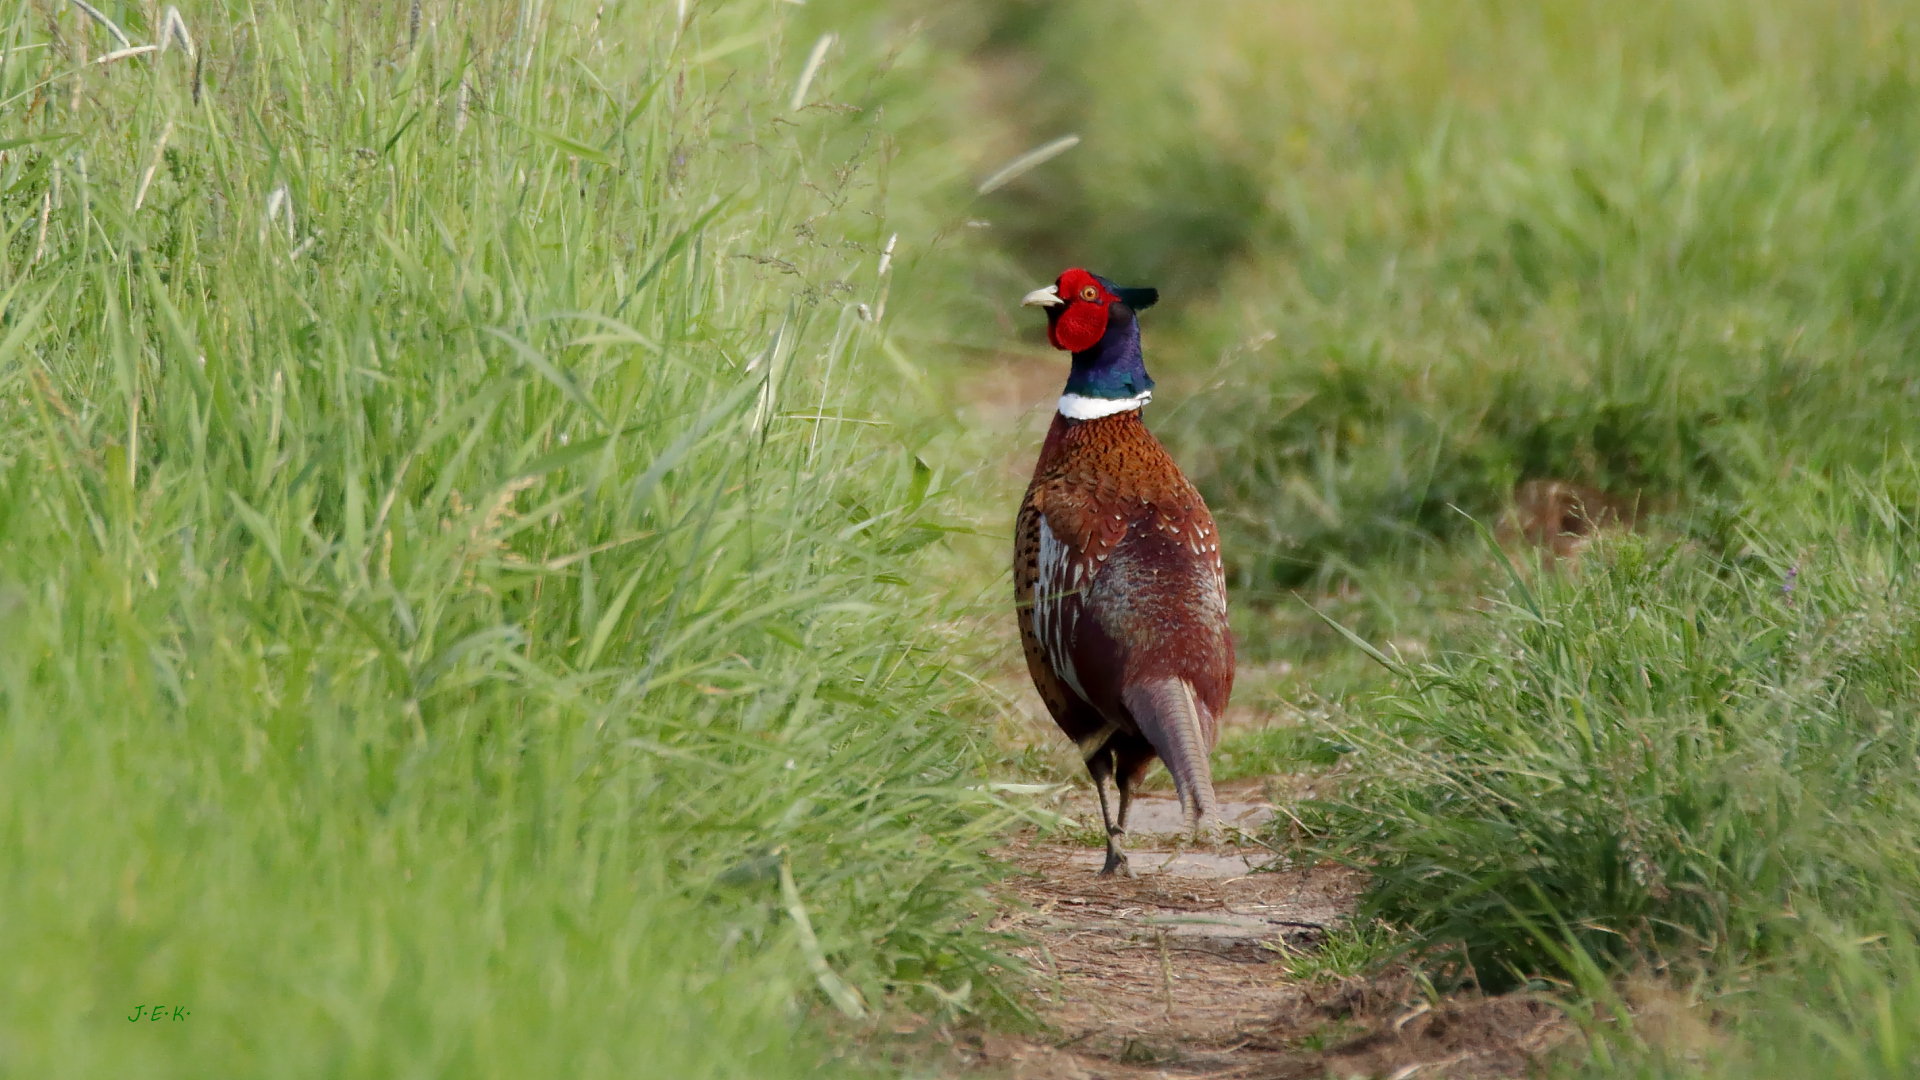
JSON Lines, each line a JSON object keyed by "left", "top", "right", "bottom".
{"left": 946, "top": 787, "right": 1573, "bottom": 1079}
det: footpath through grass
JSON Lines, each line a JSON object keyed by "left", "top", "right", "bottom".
{"left": 14, "top": 0, "right": 1920, "bottom": 1075}
{"left": 0, "top": 2, "right": 1017, "bottom": 1075}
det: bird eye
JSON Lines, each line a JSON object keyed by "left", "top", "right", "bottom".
{"left": 1079, "top": 285, "right": 1100, "bottom": 302}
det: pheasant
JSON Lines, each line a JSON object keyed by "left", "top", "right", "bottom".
{"left": 1013, "top": 267, "right": 1234, "bottom": 876}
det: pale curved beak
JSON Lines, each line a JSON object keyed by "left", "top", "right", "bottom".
{"left": 1021, "top": 284, "right": 1063, "bottom": 308}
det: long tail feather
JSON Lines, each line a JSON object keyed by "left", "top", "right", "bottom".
{"left": 1121, "top": 678, "right": 1219, "bottom": 834}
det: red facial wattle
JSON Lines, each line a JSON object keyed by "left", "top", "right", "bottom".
{"left": 1048, "top": 268, "right": 1116, "bottom": 353}
{"left": 1050, "top": 301, "right": 1109, "bottom": 352}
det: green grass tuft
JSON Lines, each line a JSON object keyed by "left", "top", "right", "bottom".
{"left": 1266, "top": 919, "right": 1406, "bottom": 987}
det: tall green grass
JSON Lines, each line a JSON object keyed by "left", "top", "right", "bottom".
{"left": 1298, "top": 468, "right": 1920, "bottom": 977}
{"left": 0, "top": 1, "right": 1016, "bottom": 1074}
{"left": 1281, "top": 465, "right": 1920, "bottom": 1068}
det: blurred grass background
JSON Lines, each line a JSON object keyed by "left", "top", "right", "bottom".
{"left": 9, "top": 0, "right": 1920, "bottom": 1074}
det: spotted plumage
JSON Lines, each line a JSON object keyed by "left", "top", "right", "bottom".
{"left": 1014, "top": 268, "right": 1234, "bottom": 875}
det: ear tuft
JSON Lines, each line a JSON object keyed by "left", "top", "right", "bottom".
{"left": 1115, "top": 286, "right": 1158, "bottom": 311}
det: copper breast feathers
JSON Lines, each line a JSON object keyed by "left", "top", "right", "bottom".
{"left": 1013, "top": 412, "right": 1233, "bottom": 724}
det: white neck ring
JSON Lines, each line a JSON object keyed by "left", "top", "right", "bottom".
{"left": 1057, "top": 391, "right": 1151, "bottom": 420}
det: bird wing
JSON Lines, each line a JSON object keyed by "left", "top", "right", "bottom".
{"left": 1032, "top": 514, "right": 1092, "bottom": 703}
{"left": 1015, "top": 498, "right": 1078, "bottom": 723}
{"left": 1016, "top": 485, "right": 1131, "bottom": 713}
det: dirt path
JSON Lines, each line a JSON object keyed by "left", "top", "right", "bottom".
{"left": 955, "top": 785, "right": 1570, "bottom": 1080}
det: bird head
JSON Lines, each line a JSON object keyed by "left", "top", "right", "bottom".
{"left": 1021, "top": 268, "right": 1159, "bottom": 354}
{"left": 1023, "top": 268, "right": 1160, "bottom": 416}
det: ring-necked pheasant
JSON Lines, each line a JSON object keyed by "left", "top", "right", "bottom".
{"left": 1014, "top": 268, "right": 1234, "bottom": 876}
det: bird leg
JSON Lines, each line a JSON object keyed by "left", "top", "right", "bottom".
{"left": 1090, "top": 753, "right": 1130, "bottom": 877}
{"left": 1095, "top": 778, "right": 1131, "bottom": 876}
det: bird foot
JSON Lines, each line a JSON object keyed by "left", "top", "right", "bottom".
{"left": 1099, "top": 835, "right": 1133, "bottom": 877}
{"left": 1182, "top": 815, "right": 1227, "bottom": 852}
